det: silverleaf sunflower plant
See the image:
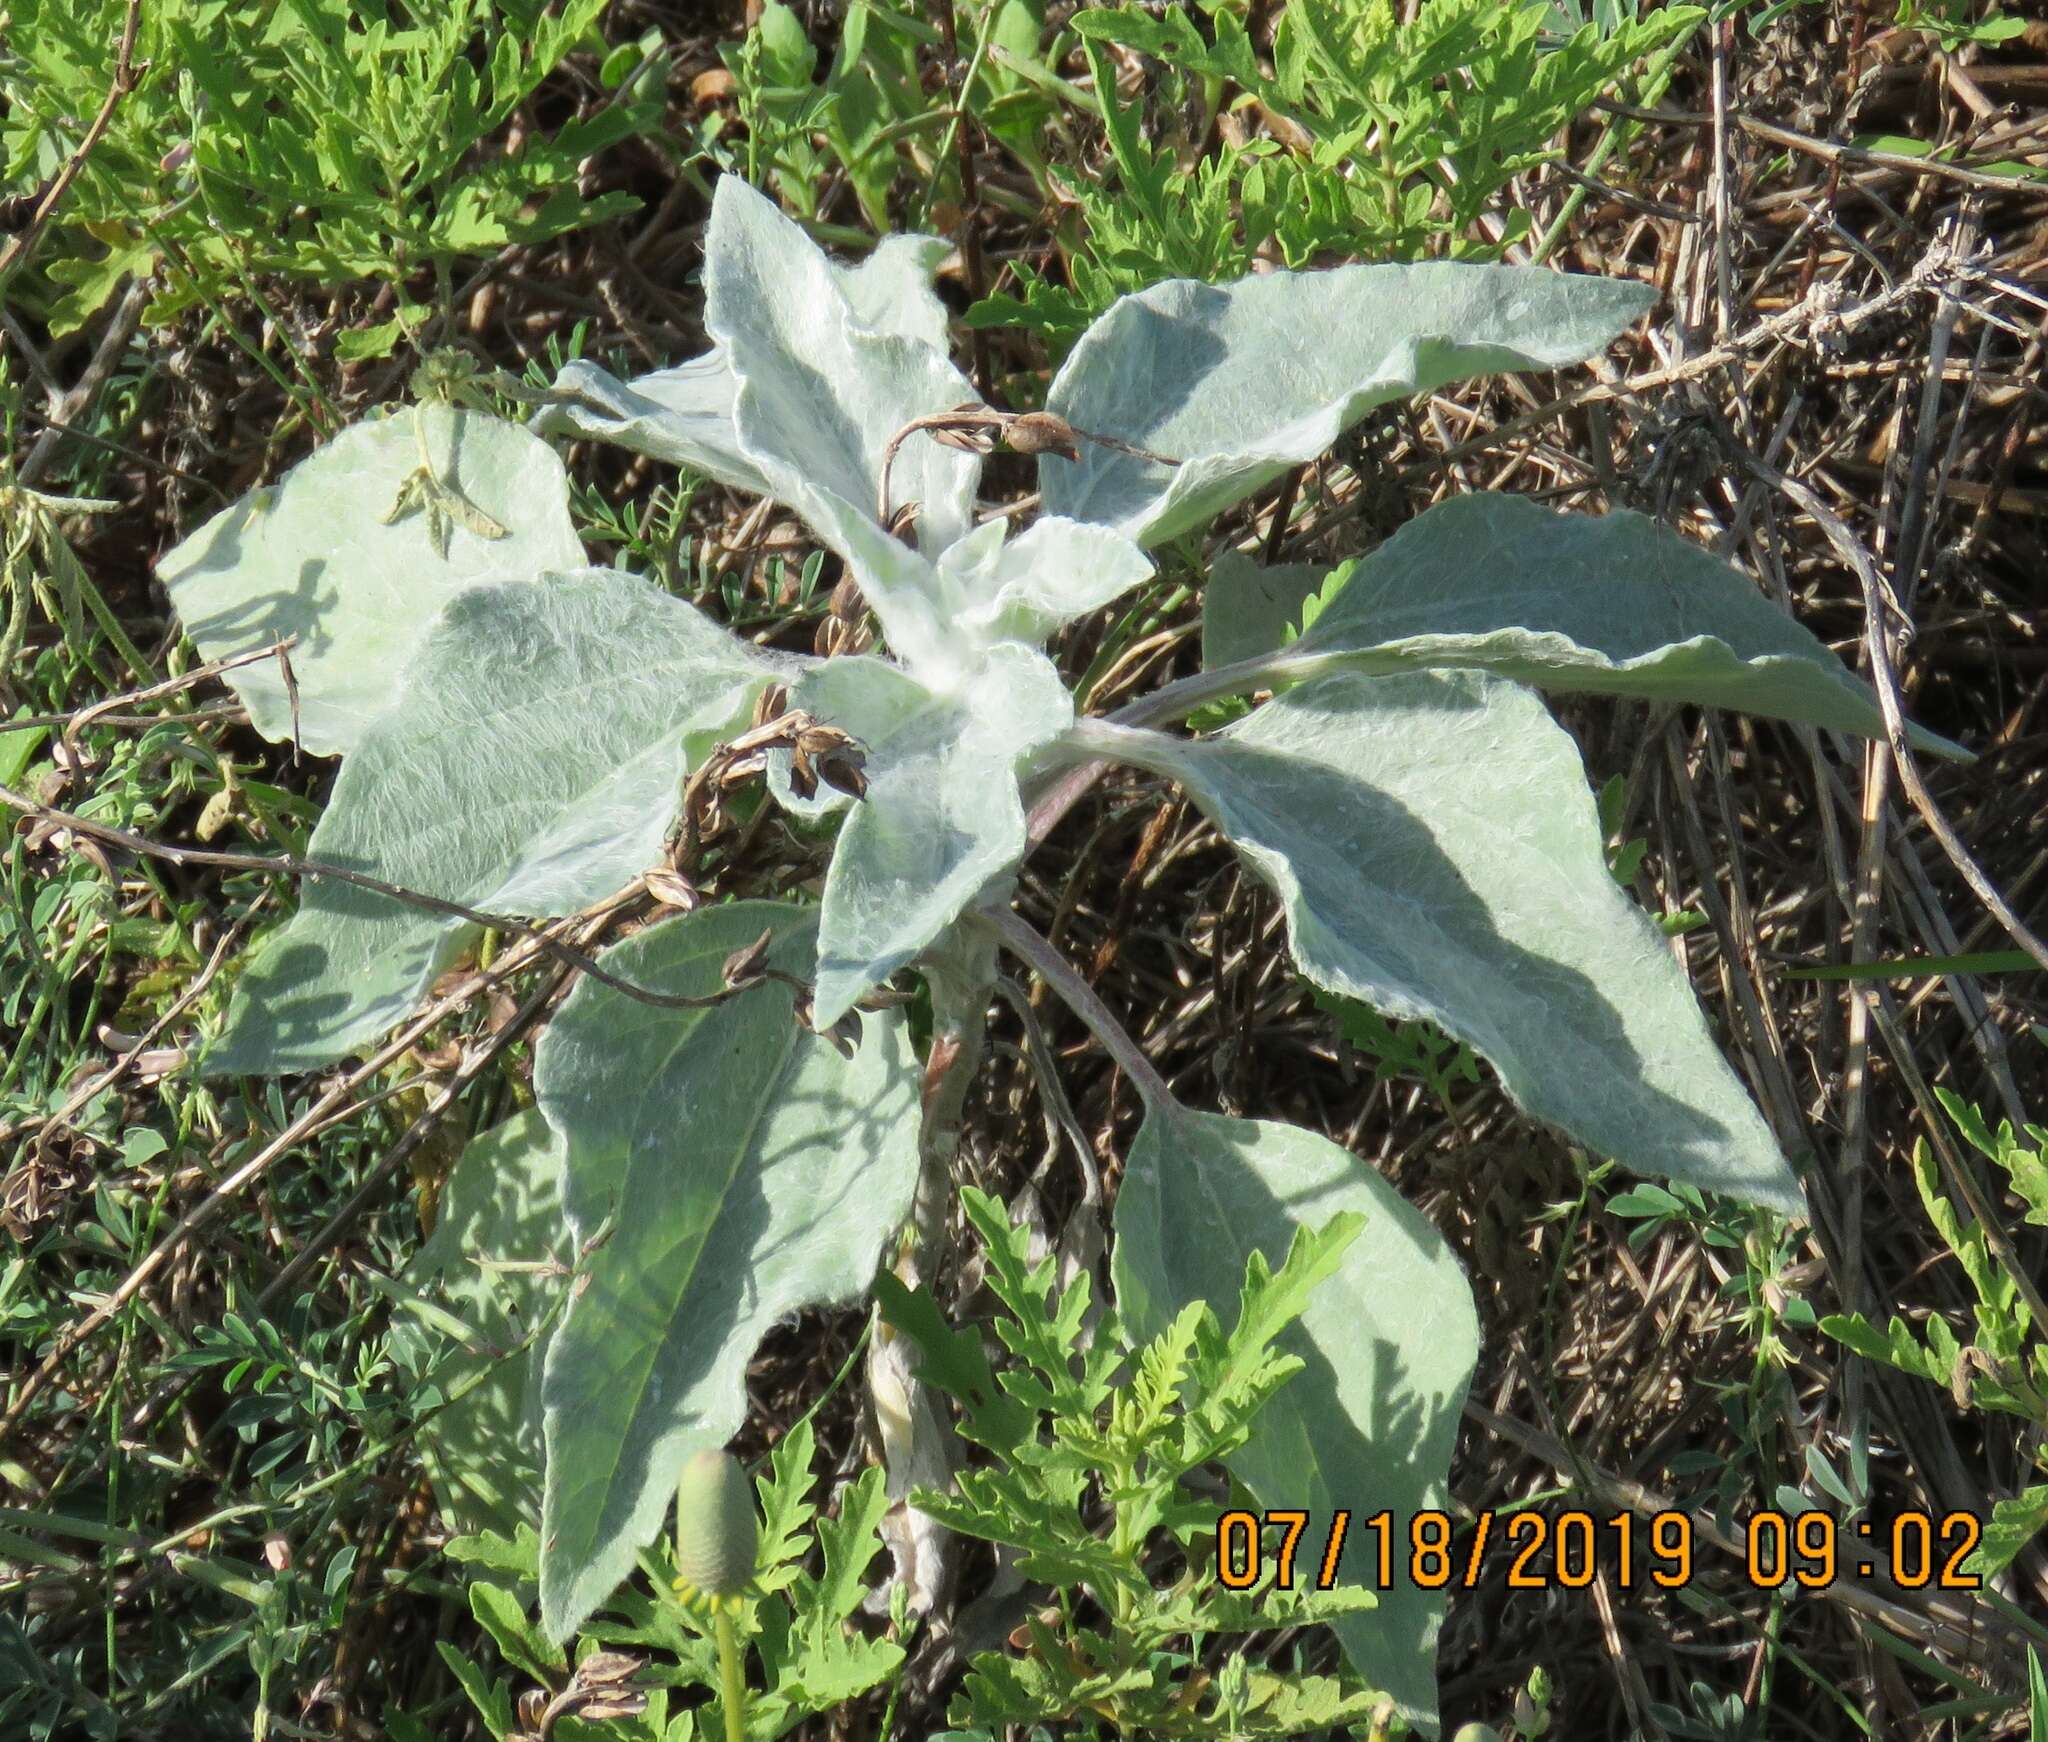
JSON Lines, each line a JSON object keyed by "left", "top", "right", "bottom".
{"left": 159, "top": 175, "right": 1959, "bottom": 1728}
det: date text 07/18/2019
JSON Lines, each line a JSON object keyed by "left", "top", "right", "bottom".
{"left": 1215, "top": 1507, "right": 1985, "bottom": 1595}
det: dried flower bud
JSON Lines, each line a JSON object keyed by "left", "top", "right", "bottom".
{"left": 721, "top": 929, "right": 774, "bottom": 991}
{"left": 751, "top": 684, "right": 788, "bottom": 729}
{"left": 816, "top": 747, "right": 868, "bottom": 800}
{"left": 1003, "top": 412, "right": 1080, "bottom": 462}
{"left": 644, "top": 867, "right": 700, "bottom": 911}
{"left": 567, "top": 1649, "right": 648, "bottom": 1721}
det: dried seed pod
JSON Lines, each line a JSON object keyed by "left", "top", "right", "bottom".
{"left": 1002, "top": 411, "right": 1081, "bottom": 462}
{"left": 751, "top": 683, "right": 788, "bottom": 729}
{"left": 674, "top": 1448, "right": 757, "bottom": 1599}
{"left": 644, "top": 867, "right": 700, "bottom": 911}
{"left": 721, "top": 929, "right": 774, "bottom": 992}
{"left": 815, "top": 744, "right": 868, "bottom": 800}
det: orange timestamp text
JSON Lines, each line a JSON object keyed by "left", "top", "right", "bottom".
{"left": 1214, "top": 1507, "right": 1985, "bottom": 1594}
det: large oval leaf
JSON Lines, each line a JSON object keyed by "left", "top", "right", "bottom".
{"left": 206, "top": 570, "right": 774, "bottom": 1075}
{"left": 1111, "top": 1100, "right": 1477, "bottom": 1729}
{"left": 1042, "top": 264, "right": 1653, "bottom": 546}
{"left": 533, "top": 900, "right": 921, "bottom": 1641}
{"left": 1095, "top": 668, "right": 1800, "bottom": 1212}
{"left": 159, "top": 405, "right": 584, "bottom": 756}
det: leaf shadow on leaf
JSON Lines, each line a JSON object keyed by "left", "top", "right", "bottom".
{"left": 1190, "top": 729, "right": 1785, "bottom": 1202}
{"left": 1118, "top": 1103, "right": 1472, "bottom": 1724}
{"left": 408, "top": 1110, "right": 567, "bottom": 1540}
{"left": 537, "top": 930, "right": 922, "bottom": 1638}
{"left": 173, "top": 408, "right": 505, "bottom": 668}
{"left": 177, "top": 541, "right": 343, "bottom": 669}
{"left": 1077, "top": 288, "right": 1230, "bottom": 433}
{"left": 1046, "top": 293, "right": 1228, "bottom": 519}
{"left": 203, "top": 842, "right": 470, "bottom": 1077}
{"left": 209, "top": 934, "right": 405, "bottom": 1073}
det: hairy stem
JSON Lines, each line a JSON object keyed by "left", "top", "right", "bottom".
{"left": 712, "top": 1604, "right": 747, "bottom": 1742}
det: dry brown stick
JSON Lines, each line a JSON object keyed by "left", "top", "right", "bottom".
{"left": 0, "top": 923, "right": 567, "bottom": 1438}
{"left": 1464, "top": 1399, "right": 2011, "bottom": 1672}
{"left": 1737, "top": 112, "right": 2048, "bottom": 196}
{"left": 19, "top": 279, "right": 154, "bottom": 489}
{"left": 3, "top": 702, "right": 241, "bottom": 734}
{"left": 1839, "top": 735, "right": 1890, "bottom": 1462}
{"left": 1740, "top": 454, "right": 2048, "bottom": 978}
{"left": 876, "top": 406, "right": 1179, "bottom": 532}
{"left": 0, "top": 782, "right": 733, "bottom": 1015}
{"left": 0, "top": 895, "right": 265, "bottom": 1152}
{"left": 53, "top": 638, "right": 290, "bottom": 760}
{"left": 0, "top": 0, "right": 144, "bottom": 286}
{"left": 1409, "top": 264, "right": 1961, "bottom": 482}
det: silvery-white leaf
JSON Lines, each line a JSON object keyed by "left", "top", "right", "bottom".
{"left": 1268, "top": 493, "right": 1963, "bottom": 753}
{"left": 160, "top": 405, "right": 584, "bottom": 756}
{"left": 943, "top": 514, "right": 1156, "bottom": 648}
{"left": 1096, "top": 669, "right": 1801, "bottom": 1212}
{"left": 206, "top": 571, "right": 774, "bottom": 1075}
{"left": 782, "top": 483, "right": 967, "bottom": 681}
{"left": 531, "top": 353, "right": 770, "bottom": 497}
{"left": 1043, "top": 263, "right": 1654, "bottom": 545}
{"left": 812, "top": 643, "right": 1072, "bottom": 1027}
{"left": 836, "top": 231, "right": 955, "bottom": 353}
{"left": 706, "top": 176, "right": 982, "bottom": 560}
{"left": 535, "top": 902, "right": 920, "bottom": 1641}
{"left": 527, "top": 228, "right": 954, "bottom": 490}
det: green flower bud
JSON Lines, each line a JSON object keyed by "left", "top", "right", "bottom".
{"left": 1450, "top": 1725, "right": 1503, "bottom": 1742}
{"left": 675, "top": 1448, "right": 757, "bottom": 1598}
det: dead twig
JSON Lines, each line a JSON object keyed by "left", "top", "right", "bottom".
{"left": 1737, "top": 454, "right": 2048, "bottom": 979}
{"left": 0, "top": 0, "right": 145, "bottom": 286}
{"left": 1, "top": 782, "right": 744, "bottom": 1015}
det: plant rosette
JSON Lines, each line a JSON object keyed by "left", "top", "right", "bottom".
{"left": 160, "top": 172, "right": 1956, "bottom": 1727}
